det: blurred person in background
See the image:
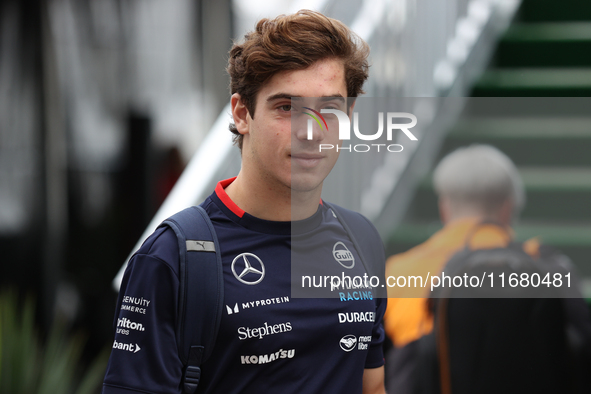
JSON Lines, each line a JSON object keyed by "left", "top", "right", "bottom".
{"left": 383, "top": 144, "right": 591, "bottom": 394}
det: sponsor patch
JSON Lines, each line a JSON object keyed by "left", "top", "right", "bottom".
{"left": 339, "top": 335, "right": 372, "bottom": 352}
{"left": 120, "top": 295, "right": 151, "bottom": 315}
{"left": 226, "top": 296, "right": 290, "bottom": 315}
{"left": 112, "top": 340, "right": 141, "bottom": 353}
{"left": 333, "top": 242, "right": 355, "bottom": 269}
{"left": 240, "top": 349, "right": 295, "bottom": 365}
{"left": 340, "top": 335, "right": 357, "bottom": 352}
{"left": 338, "top": 291, "right": 373, "bottom": 302}
{"left": 237, "top": 321, "right": 292, "bottom": 340}
{"left": 338, "top": 312, "right": 375, "bottom": 324}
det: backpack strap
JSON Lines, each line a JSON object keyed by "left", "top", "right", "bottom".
{"left": 159, "top": 206, "right": 224, "bottom": 394}
{"left": 323, "top": 201, "right": 387, "bottom": 297}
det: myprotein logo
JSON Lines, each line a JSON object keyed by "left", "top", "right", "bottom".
{"left": 226, "top": 303, "right": 240, "bottom": 315}
{"left": 333, "top": 242, "right": 355, "bottom": 269}
{"left": 227, "top": 296, "right": 290, "bottom": 315}
{"left": 306, "top": 109, "right": 417, "bottom": 153}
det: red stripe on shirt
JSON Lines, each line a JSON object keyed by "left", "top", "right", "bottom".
{"left": 214, "top": 177, "right": 245, "bottom": 218}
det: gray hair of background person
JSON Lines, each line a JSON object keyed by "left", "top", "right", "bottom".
{"left": 433, "top": 144, "right": 525, "bottom": 218}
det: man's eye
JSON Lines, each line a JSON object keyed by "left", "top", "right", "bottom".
{"left": 279, "top": 104, "right": 292, "bottom": 112}
{"left": 323, "top": 103, "right": 343, "bottom": 110}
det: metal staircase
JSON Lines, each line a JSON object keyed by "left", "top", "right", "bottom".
{"left": 386, "top": 0, "right": 591, "bottom": 298}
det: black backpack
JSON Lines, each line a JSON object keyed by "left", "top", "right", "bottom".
{"left": 418, "top": 225, "right": 574, "bottom": 394}
{"left": 160, "top": 202, "right": 386, "bottom": 393}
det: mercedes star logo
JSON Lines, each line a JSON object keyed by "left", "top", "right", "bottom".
{"left": 231, "top": 253, "right": 265, "bottom": 285}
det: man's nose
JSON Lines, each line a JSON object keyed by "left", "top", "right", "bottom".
{"left": 294, "top": 116, "right": 325, "bottom": 142}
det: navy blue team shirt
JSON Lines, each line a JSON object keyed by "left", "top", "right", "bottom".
{"left": 103, "top": 178, "right": 386, "bottom": 393}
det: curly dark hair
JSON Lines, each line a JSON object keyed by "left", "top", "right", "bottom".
{"left": 227, "top": 9, "right": 370, "bottom": 150}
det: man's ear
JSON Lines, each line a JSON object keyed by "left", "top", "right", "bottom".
{"left": 231, "top": 93, "right": 250, "bottom": 135}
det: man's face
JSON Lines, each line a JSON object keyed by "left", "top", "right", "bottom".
{"left": 236, "top": 58, "right": 348, "bottom": 194}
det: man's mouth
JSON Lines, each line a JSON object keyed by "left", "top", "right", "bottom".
{"left": 290, "top": 153, "right": 324, "bottom": 168}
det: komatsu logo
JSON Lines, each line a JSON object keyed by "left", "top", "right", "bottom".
{"left": 240, "top": 349, "right": 295, "bottom": 364}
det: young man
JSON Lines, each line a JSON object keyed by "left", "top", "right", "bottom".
{"left": 102, "top": 10, "right": 387, "bottom": 394}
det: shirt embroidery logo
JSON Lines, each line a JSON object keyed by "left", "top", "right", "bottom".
{"left": 333, "top": 242, "right": 355, "bottom": 269}
{"left": 339, "top": 335, "right": 357, "bottom": 352}
{"left": 232, "top": 253, "right": 265, "bottom": 285}
{"left": 226, "top": 303, "right": 240, "bottom": 314}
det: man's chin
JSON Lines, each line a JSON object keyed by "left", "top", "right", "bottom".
{"left": 289, "top": 175, "right": 324, "bottom": 194}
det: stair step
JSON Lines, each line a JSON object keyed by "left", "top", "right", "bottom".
{"left": 519, "top": 0, "right": 591, "bottom": 23}
{"left": 519, "top": 167, "right": 591, "bottom": 191}
{"left": 408, "top": 168, "right": 591, "bottom": 223}
{"left": 450, "top": 117, "right": 591, "bottom": 139}
{"left": 386, "top": 222, "right": 591, "bottom": 277}
{"left": 472, "top": 69, "right": 591, "bottom": 96}
{"left": 496, "top": 23, "right": 591, "bottom": 67}
{"left": 442, "top": 118, "right": 591, "bottom": 167}
{"left": 388, "top": 222, "right": 591, "bottom": 246}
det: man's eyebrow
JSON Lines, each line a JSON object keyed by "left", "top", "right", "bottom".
{"left": 318, "top": 96, "right": 346, "bottom": 103}
{"left": 265, "top": 93, "right": 346, "bottom": 102}
{"left": 266, "top": 93, "right": 297, "bottom": 102}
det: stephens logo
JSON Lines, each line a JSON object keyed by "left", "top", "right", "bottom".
{"left": 237, "top": 321, "right": 292, "bottom": 340}
{"left": 333, "top": 242, "right": 355, "bottom": 269}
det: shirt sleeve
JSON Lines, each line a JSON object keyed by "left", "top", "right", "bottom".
{"left": 365, "top": 296, "right": 387, "bottom": 368}
{"left": 102, "top": 228, "right": 183, "bottom": 394}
